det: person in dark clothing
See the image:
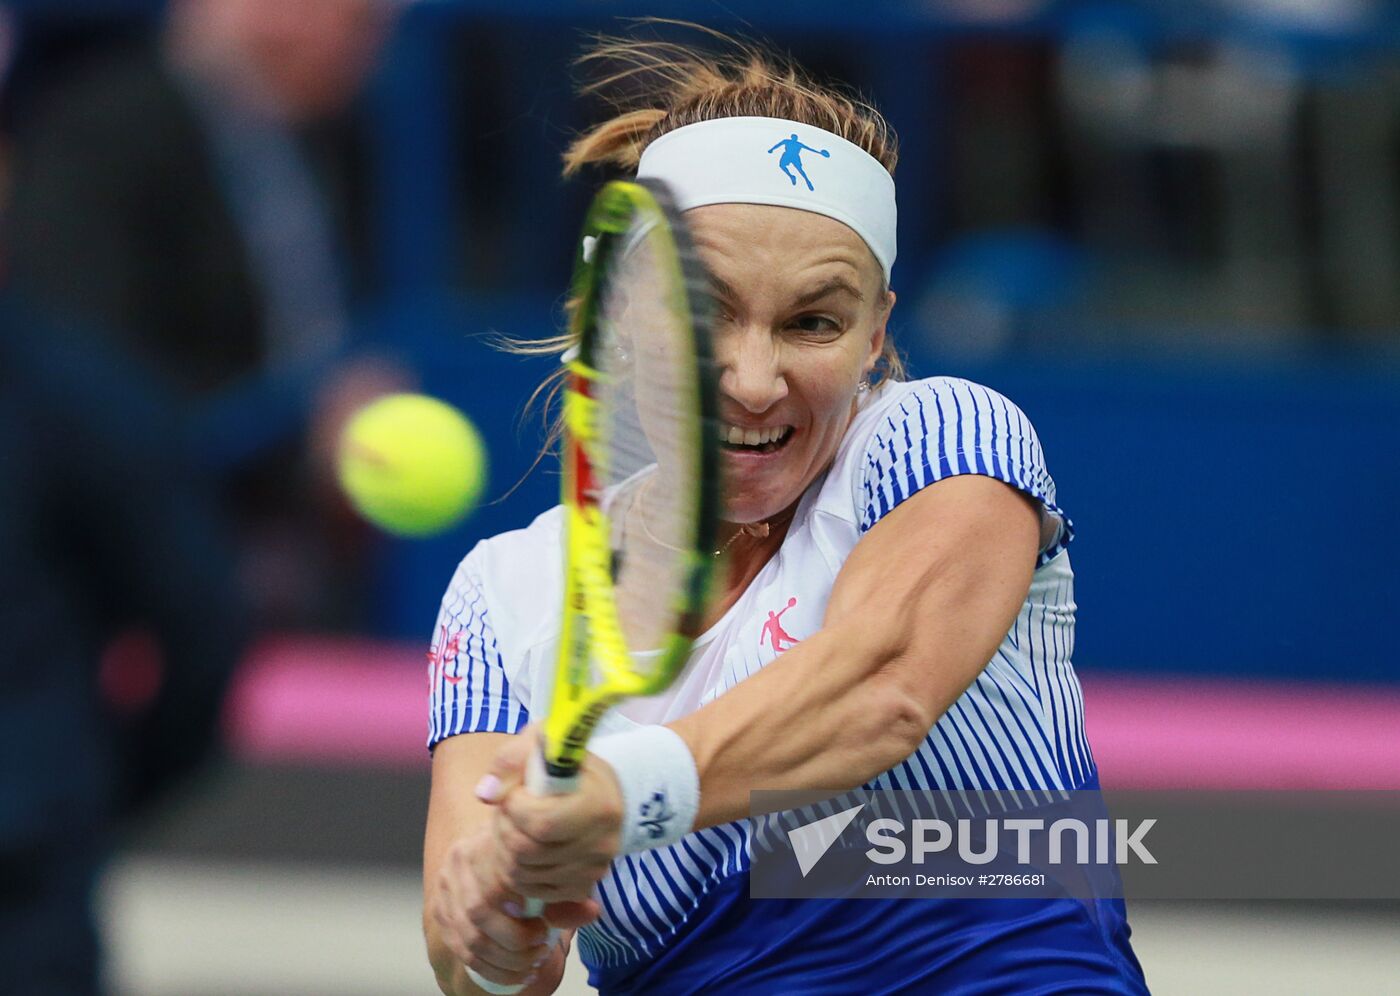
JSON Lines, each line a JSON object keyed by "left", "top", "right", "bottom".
{"left": 0, "top": 299, "right": 248, "bottom": 996}
{"left": 5, "top": 32, "right": 266, "bottom": 394}
{"left": 4, "top": 2, "right": 397, "bottom": 629}
{"left": 5, "top": 1, "right": 391, "bottom": 394}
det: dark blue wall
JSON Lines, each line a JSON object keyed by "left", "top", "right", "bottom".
{"left": 957, "top": 357, "right": 1399, "bottom": 682}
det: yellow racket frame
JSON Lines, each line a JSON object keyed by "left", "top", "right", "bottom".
{"left": 541, "top": 180, "right": 719, "bottom": 782}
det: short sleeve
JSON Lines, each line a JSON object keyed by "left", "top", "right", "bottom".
{"left": 857, "top": 378, "right": 1074, "bottom": 566}
{"left": 427, "top": 556, "right": 530, "bottom": 749}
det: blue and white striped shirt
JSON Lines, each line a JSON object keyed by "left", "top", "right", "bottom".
{"left": 428, "top": 377, "right": 1141, "bottom": 994}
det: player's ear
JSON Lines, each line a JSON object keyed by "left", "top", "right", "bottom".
{"left": 865, "top": 290, "right": 894, "bottom": 371}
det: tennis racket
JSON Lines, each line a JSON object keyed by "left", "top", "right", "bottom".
{"left": 469, "top": 178, "right": 719, "bottom": 994}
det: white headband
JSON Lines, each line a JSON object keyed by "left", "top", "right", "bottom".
{"left": 635, "top": 116, "right": 897, "bottom": 283}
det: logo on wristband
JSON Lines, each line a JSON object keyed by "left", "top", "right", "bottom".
{"left": 639, "top": 790, "right": 676, "bottom": 840}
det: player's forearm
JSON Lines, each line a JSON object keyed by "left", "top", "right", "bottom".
{"left": 425, "top": 733, "right": 537, "bottom": 995}
{"left": 671, "top": 509, "right": 1035, "bottom": 829}
{"left": 672, "top": 481, "right": 1047, "bottom": 823}
{"left": 671, "top": 623, "right": 934, "bottom": 828}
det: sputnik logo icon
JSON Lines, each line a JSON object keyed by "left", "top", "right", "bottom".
{"left": 787, "top": 804, "right": 866, "bottom": 877}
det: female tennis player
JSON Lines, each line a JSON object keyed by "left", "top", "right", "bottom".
{"left": 423, "top": 31, "right": 1148, "bottom": 996}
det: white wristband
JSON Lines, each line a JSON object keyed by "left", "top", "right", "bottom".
{"left": 589, "top": 726, "right": 700, "bottom": 853}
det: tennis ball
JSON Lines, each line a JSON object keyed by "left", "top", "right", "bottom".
{"left": 336, "top": 393, "right": 487, "bottom": 538}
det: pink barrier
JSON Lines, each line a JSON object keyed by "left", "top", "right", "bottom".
{"left": 224, "top": 636, "right": 430, "bottom": 769}
{"left": 224, "top": 637, "right": 1400, "bottom": 788}
{"left": 1083, "top": 675, "right": 1400, "bottom": 790}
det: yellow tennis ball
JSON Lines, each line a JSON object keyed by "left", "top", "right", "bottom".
{"left": 336, "top": 393, "right": 487, "bottom": 538}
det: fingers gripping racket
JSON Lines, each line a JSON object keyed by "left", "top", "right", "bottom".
{"left": 469, "top": 179, "right": 719, "bottom": 994}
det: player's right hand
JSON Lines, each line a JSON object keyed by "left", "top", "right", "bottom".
{"left": 430, "top": 824, "right": 564, "bottom": 993}
{"left": 479, "top": 726, "right": 620, "bottom": 909}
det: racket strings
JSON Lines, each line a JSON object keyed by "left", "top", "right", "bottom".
{"left": 593, "top": 219, "right": 701, "bottom": 659}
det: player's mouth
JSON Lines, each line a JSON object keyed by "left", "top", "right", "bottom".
{"left": 718, "top": 423, "right": 793, "bottom": 455}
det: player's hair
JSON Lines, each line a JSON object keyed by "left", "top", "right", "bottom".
{"left": 509, "top": 22, "right": 906, "bottom": 468}
{"left": 561, "top": 23, "right": 899, "bottom": 180}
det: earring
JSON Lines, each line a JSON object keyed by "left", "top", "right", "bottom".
{"left": 856, "top": 377, "right": 871, "bottom": 395}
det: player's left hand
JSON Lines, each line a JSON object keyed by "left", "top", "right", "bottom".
{"left": 478, "top": 726, "right": 623, "bottom": 910}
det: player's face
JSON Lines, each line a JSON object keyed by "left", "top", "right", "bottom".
{"left": 686, "top": 204, "right": 894, "bottom": 524}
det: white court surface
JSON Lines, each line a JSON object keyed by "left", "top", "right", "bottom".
{"left": 99, "top": 857, "right": 1400, "bottom": 996}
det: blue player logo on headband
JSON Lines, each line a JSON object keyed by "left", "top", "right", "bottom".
{"left": 767, "top": 133, "right": 831, "bottom": 191}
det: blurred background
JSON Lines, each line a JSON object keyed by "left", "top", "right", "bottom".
{"left": 0, "top": 1, "right": 1397, "bottom": 994}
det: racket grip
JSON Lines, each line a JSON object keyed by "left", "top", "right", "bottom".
{"left": 525, "top": 743, "right": 581, "bottom": 797}
{"left": 466, "top": 750, "right": 579, "bottom": 994}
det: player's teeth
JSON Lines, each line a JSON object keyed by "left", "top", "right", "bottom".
{"left": 716, "top": 425, "right": 795, "bottom": 445}
{"left": 719, "top": 425, "right": 790, "bottom": 446}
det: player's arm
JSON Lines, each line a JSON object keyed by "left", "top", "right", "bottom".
{"left": 423, "top": 558, "right": 595, "bottom": 994}
{"left": 424, "top": 733, "right": 575, "bottom": 995}
{"left": 489, "top": 473, "right": 1042, "bottom": 889}
{"left": 675, "top": 474, "right": 1040, "bottom": 826}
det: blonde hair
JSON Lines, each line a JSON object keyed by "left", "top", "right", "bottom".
{"left": 511, "top": 22, "right": 906, "bottom": 466}
{"left": 561, "top": 23, "right": 899, "bottom": 179}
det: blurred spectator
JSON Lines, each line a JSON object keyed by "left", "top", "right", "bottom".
{"left": 0, "top": 298, "right": 248, "bottom": 996}
{"left": 4, "top": 0, "right": 400, "bottom": 629}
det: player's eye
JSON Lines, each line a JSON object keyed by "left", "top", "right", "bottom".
{"left": 706, "top": 285, "right": 734, "bottom": 311}
{"left": 791, "top": 314, "right": 842, "bottom": 337}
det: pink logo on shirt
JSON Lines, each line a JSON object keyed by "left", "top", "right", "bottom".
{"left": 760, "top": 596, "right": 800, "bottom": 652}
{"left": 427, "top": 625, "right": 464, "bottom": 686}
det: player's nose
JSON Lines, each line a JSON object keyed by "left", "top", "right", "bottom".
{"left": 716, "top": 325, "right": 788, "bottom": 415}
